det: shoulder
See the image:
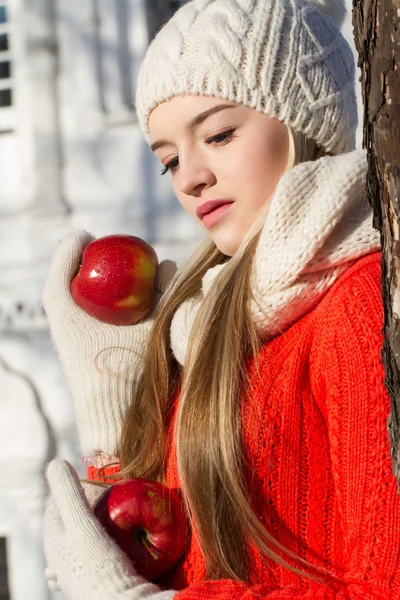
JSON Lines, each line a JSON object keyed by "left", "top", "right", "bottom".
{"left": 310, "top": 252, "right": 387, "bottom": 411}
{"left": 310, "top": 252, "right": 383, "bottom": 383}
{"left": 314, "top": 251, "right": 383, "bottom": 334}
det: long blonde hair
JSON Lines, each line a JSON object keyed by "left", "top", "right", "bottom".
{"left": 119, "top": 127, "right": 335, "bottom": 583}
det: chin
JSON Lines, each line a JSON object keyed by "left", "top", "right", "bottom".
{"left": 213, "top": 237, "right": 240, "bottom": 257}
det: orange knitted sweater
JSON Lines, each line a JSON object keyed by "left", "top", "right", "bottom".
{"left": 158, "top": 252, "right": 400, "bottom": 599}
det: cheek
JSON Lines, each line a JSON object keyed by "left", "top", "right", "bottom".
{"left": 228, "top": 142, "right": 286, "bottom": 197}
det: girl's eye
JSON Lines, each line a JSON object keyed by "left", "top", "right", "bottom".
{"left": 205, "top": 129, "right": 236, "bottom": 145}
{"left": 160, "top": 157, "right": 179, "bottom": 176}
{"left": 159, "top": 129, "right": 236, "bottom": 176}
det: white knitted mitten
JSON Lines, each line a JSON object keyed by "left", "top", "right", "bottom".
{"left": 44, "top": 459, "right": 177, "bottom": 600}
{"left": 44, "top": 478, "right": 105, "bottom": 592}
{"left": 43, "top": 231, "right": 177, "bottom": 457}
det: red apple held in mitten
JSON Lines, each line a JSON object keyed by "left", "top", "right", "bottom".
{"left": 70, "top": 234, "right": 158, "bottom": 325}
{"left": 93, "top": 478, "right": 189, "bottom": 581}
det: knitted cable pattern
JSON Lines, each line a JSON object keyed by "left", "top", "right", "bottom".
{"left": 161, "top": 253, "right": 400, "bottom": 599}
{"left": 135, "top": 0, "right": 357, "bottom": 154}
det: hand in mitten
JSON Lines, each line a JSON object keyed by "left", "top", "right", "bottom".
{"left": 43, "top": 231, "right": 177, "bottom": 458}
{"left": 44, "top": 477, "right": 105, "bottom": 592}
{"left": 44, "top": 459, "right": 177, "bottom": 600}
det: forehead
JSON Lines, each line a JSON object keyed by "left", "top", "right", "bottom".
{"left": 148, "top": 96, "right": 239, "bottom": 138}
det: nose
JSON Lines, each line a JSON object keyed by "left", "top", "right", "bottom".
{"left": 175, "top": 151, "right": 216, "bottom": 197}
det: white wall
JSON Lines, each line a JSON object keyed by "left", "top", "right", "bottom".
{"left": 0, "top": 1, "right": 202, "bottom": 598}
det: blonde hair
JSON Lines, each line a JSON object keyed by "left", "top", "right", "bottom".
{"left": 119, "top": 127, "right": 335, "bottom": 583}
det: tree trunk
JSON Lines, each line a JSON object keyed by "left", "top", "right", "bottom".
{"left": 145, "top": 1, "right": 181, "bottom": 42}
{"left": 352, "top": 0, "right": 400, "bottom": 490}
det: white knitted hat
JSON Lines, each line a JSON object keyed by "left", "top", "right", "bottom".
{"left": 135, "top": 0, "right": 357, "bottom": 155}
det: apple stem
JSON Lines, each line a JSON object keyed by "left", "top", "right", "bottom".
{"left": 73, "top": 263, "right": 82, "bottom": 277}
{"left": 138, "top": 531, "right": 160, "bottom": 561}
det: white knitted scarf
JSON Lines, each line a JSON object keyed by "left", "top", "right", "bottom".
{"left": 170, "top": 149, "right": 381, "bottom": 366}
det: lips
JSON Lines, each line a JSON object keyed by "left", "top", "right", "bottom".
{"left": 196, "top": 200, "right": 234, "bottom": 220}
{"left": 202, "top": 203, "right": 233, "bottom": 229}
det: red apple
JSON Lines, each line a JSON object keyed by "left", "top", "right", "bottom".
{"left": 70, "top": 234, "right": 158, "bottom": 325}
{"left": 93, "top": 478, "right": 189, "bottom": 581}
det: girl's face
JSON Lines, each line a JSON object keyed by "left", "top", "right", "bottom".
{"left": 149, "top": 96, "right": 289, "bottom": 256}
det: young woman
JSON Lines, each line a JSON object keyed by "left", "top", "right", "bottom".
{"left": 42, "top": 0, "right": 400, "bottom": 598}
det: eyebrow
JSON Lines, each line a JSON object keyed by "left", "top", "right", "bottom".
{"left": 150, "top": 104, "right": 237, "bottom": 152}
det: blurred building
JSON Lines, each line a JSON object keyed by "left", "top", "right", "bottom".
{"left": 0, "top": 1, "right": 198, "bottom": 599}
{"left": 0, "top": 0, "right": 362, "bottom": 598}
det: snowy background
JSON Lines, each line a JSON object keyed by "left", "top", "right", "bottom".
{"left": 0, "top": 1, "right": 362, "bottom": 598}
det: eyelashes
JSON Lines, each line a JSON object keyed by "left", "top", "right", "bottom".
{"left": 160, "top": 158, "right": 178, "bottom": 176}
{"left": 160, "top": 128, "right": 237, "bottom": 176}
{"left": 205, "top": 129, "right": 236, "bottom": 146}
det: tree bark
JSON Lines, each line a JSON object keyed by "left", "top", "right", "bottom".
{"left": 352, "top": 0, "right": 400, "bottom": 490}
{"left": 145, "top": 1, "right": 181, "bottom": 42}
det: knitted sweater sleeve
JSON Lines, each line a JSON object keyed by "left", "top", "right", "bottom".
{"left": 173, "top": 257, "right": 400, "bottom": 600}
